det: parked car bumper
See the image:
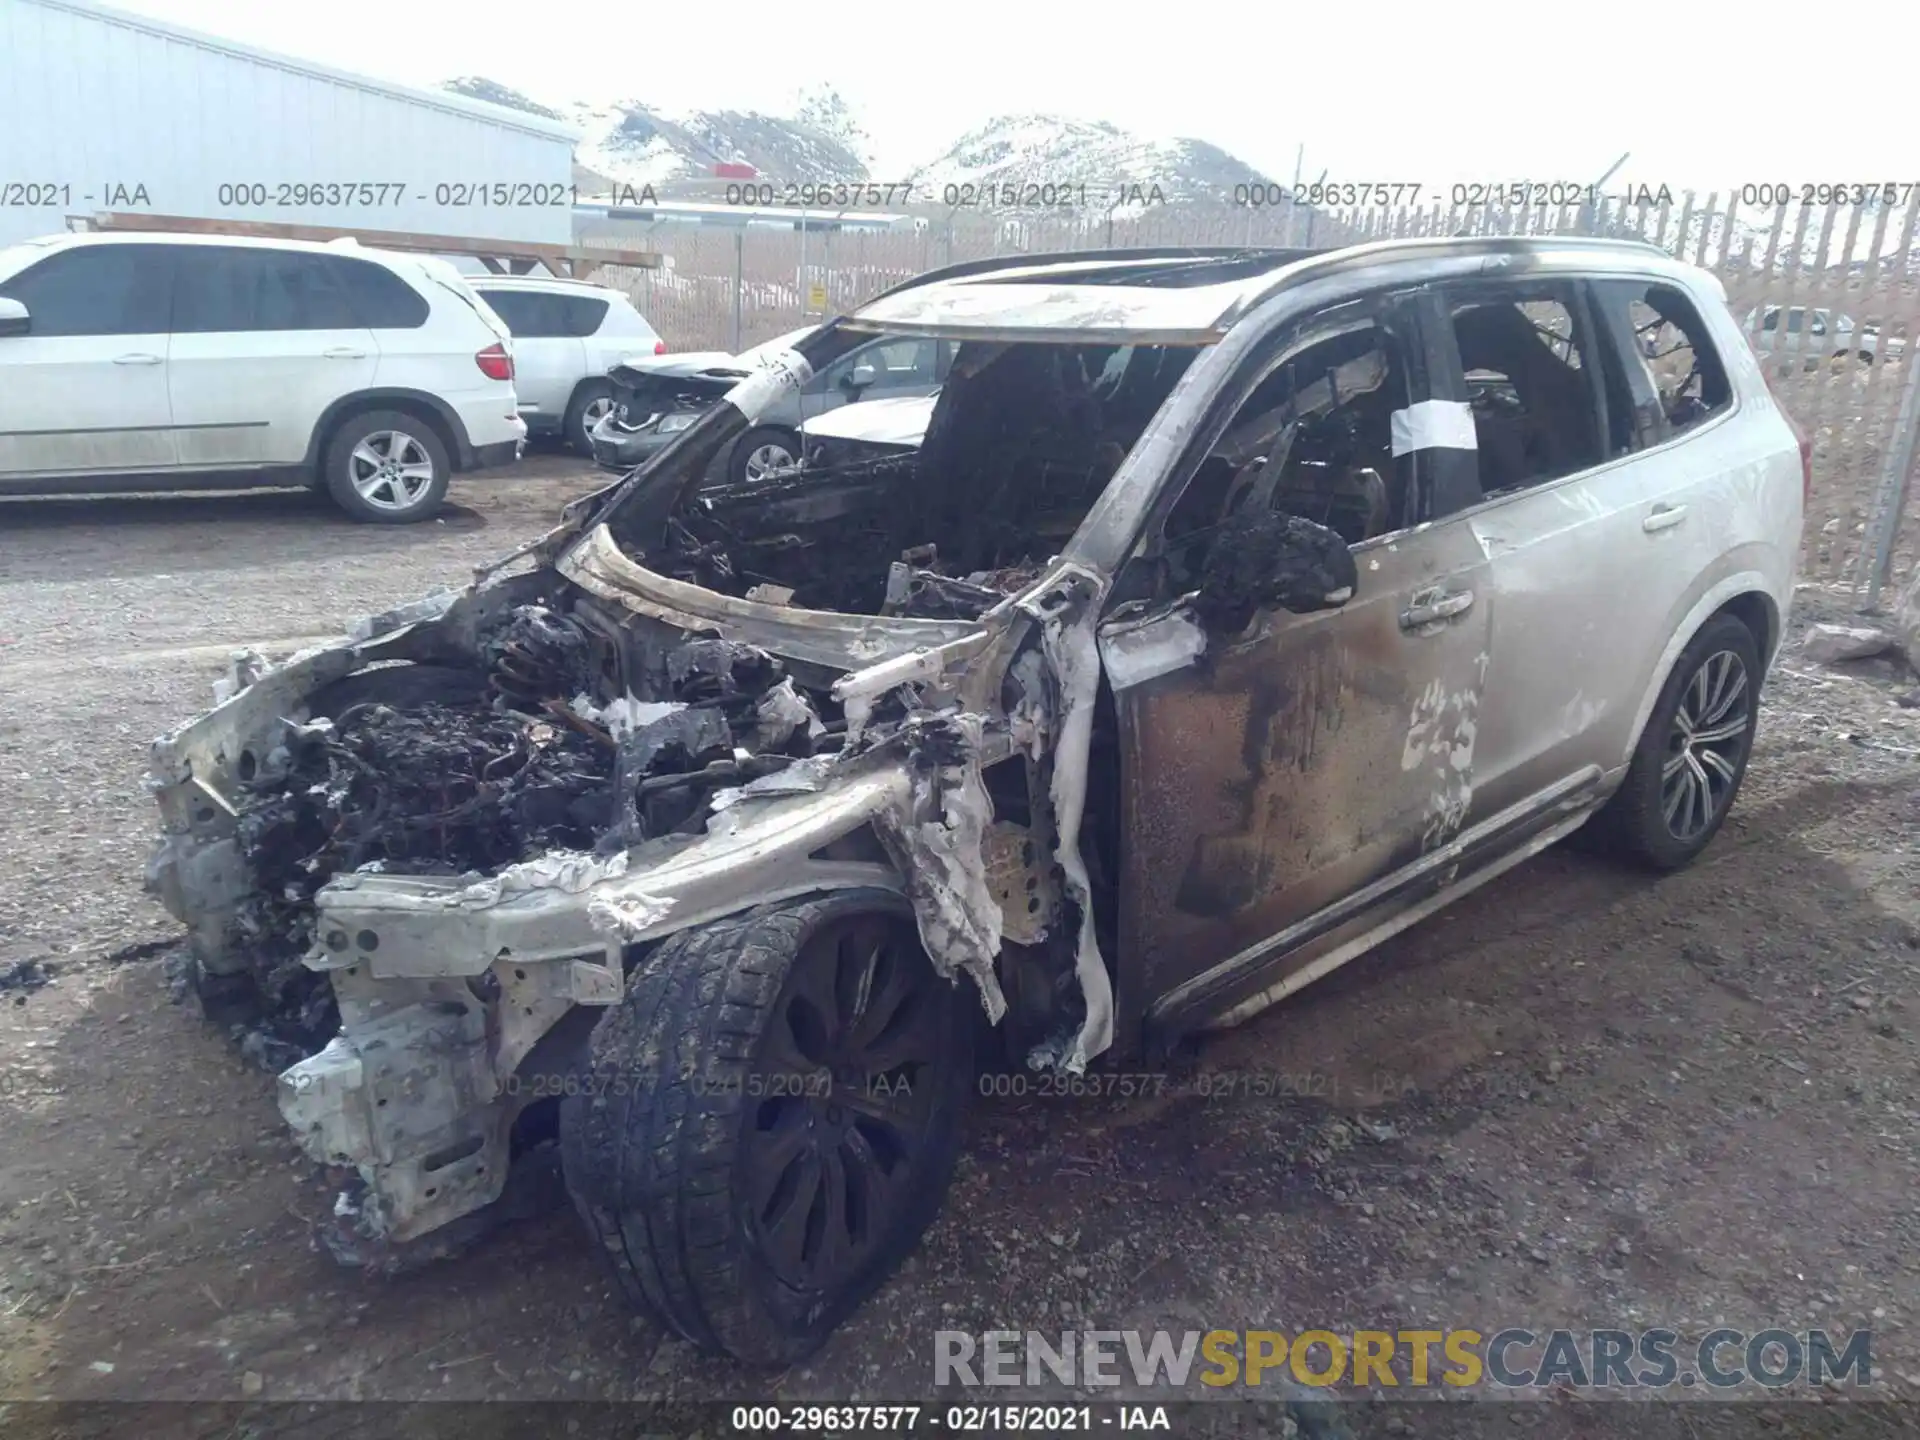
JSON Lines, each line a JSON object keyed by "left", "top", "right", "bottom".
{"left": 470, "top": 436, "right": 526, "bottom": 470}
{"left": 589, "top": 413, "right": 685, "bottom": 473}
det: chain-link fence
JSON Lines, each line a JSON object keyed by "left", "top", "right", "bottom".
{"left": 581, "top": 190, "right": 1920, "bottom": 600}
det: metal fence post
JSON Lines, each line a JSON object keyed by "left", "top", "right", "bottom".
{"left": 731, "top": 227, "right": 743, "bottom": 353}
{"left": 1864, "top": 352, "right": 1920, "bottom": 608}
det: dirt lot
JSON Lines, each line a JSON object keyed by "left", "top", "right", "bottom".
{"left": 2, "top": 454, "right": 1918, "bottom": 1433}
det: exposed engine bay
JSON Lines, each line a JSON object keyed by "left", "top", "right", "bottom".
{"left": 212, "top": 595, "right": 859, "bottom": 1057}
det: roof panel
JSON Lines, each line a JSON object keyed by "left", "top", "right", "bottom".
{"left": 842, "top": 279, "right": 1251, "bottom": 344}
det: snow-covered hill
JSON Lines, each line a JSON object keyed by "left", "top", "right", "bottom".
{"left": 441, "top": 81, "right": 1273, "bottom": 211}
{"left": 442, "top": 76, "right": 566, "bottom": 122}
{"left": 442, "top": 78, "right": 867, "bottom": 196}
{"left": 573, "top": 103, "right": 867, "bottom": 192}
{"left": 907, "top": 115, "right": 1278, "bottom": 213}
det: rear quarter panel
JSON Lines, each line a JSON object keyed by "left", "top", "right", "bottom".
{"left": 1616, "top": 278, "right": 1802, "bottom": 768}
{"left": 368, "top": 268, "right": 520, "bottom": 443}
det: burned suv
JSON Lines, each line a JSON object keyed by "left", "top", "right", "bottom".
{"left": 147, "top": 240, "right": 1804, "bottom": 1364}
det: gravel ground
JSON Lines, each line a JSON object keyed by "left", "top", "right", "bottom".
{"left": 2, "top": 458, "right": 1918, "bottom": 1436}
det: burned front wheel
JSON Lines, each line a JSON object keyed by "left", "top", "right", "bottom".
{"left": 559, "top": 891, "right": 974, "bottom": 1365}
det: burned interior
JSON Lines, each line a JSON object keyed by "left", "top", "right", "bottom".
{"left": 617, "top": 339, "right": 1196, "bottom": 618}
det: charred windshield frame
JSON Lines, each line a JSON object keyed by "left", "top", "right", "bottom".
{"left": 588, "top": 328, "right": 1206, "bottom": 620}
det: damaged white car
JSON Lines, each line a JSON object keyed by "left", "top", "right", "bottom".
{"left": 147, "top": 238, "right": 1804, "bottom": 1364}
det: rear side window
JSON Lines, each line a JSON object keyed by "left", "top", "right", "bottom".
{"left": 1590, "top": 280, "right": 1731, "bottom": 444}
{"left": 0, "top": 244, "right": 171, "bottom": 335}
{"left": 1443, "top": 285, "right": 1604, "bottom": 497}
{"left": 172, "top": 247, "right": 362, "bottom": 332}
{"left": 561, "top": 295, "right": 609, "bottom": 336}
{"left": 477, "top": 290, "right": 604, "bottom": 337}
{"left": 327, "top": 257, "right": 429, "bottom": 329}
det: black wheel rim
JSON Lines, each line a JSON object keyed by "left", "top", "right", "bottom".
{"left": 743, "top": 912, "right": 946, "bottom": 1291}
{"left": 1661, "top": 648, "right": 1750, "bottom": 841}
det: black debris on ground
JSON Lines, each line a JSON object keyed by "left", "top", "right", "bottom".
{"left": 102, "top": 936, "right": 183, "bottom": 966}
{"left": 0, "top": 954, "right": 57, "bottom": 995}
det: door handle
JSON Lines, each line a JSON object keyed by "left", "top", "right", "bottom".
{"left": 112, "top": 352, "right": 162, "bottom": 365}
{"left": 1400, "top": 588, "right": 1475, "bottom": 631}
{"left": 322, "top": 347, "right": 367, "bottom": 359}
{"left": 1642, "top": 503, "right": 1688, "bottom": 533}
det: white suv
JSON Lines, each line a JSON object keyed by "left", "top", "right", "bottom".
{"left": 1742, "top": 304, "right": 1904, "bottom": 367}
{"left": 469, "top": 274, "right": 664, "bottom": 452}
{"left": 0, "top": 232, "right": 527, "bottom": 522}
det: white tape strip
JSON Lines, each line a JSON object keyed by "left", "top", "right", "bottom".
{"left": 1390, "top": 399, "right": 1478, "bottom": 456}
{"left": 724, "top": 349, "right": 814, "bottom": 423}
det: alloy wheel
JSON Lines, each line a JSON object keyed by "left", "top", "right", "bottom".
{"left": 348, "top": 431, "right": 437, "bottom": 512}
{"left": 579, "top": 394, "right": 614, "bottom": 444}
{"left": 1661, "top": 648, "right": 1751, "bottom": 841}
{"left": 744, "top": 442, "right": 797, "bottom": 480}
{"left": 743, "top": 912, "right": 945, "bottom": 1292}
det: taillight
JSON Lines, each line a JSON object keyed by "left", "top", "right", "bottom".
{"left": 1762, "top": 371, "right": 1813, "bottom": 503}
{"left": 654, "top": 339, "right": 668, "bottom": 355}
{"left": 475, "top": 342, "right": 513, "bottom": 381}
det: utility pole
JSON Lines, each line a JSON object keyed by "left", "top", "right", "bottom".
{"left": 1583, "top": 151, "right": 1631, "bottom": 234}
{"left": 1289, "top": 144, "right": 1304, "bottom": 246}
{"left": 1303, "top": 168, "right": 1326, "bottom": 247}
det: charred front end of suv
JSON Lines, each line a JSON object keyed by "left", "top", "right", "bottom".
{"left": 145, "top": 573, "right": 1077, "bottom": 1245}
{"left": 142, "top": 312, "right": 1133, "bottom": 1264}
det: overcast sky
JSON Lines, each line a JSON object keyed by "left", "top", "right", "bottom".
{"left": 107, "top": 0, "right": 1919, "bottom": 193}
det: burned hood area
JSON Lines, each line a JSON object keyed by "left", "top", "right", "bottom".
{"left": 606, "top": 339, "right": 1196, "bottom": 619}
{"left": 225, "top": 600, "right": 840, "bottom": 1057}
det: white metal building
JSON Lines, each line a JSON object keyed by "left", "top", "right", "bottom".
{"left": 0, "top": 0, "right": 579, "bottom": 249}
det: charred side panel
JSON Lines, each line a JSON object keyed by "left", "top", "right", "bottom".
{"left": 1108, "top": 520, "right": 1493, "bottom": 1048}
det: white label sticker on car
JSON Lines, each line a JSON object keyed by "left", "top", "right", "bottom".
{"left": 724, "top": 349, "right": 814, "bottom": 422}
{"left": 1390, "top": 399, "right": 1478, "bottom": 456}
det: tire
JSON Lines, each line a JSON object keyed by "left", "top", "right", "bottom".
{"left": 560, "top": 890, "right": 974, "bottom": 1365}
{"left": 1580, "top": 613, "right": 1760, "bottom": 871}
{"left": 564, "top": 380, "right": 616, "bottom": 455}
{"left": 323, "top": 409, "right": 451, "bottom": 523}
{"left": 730, "top": 426, "right": 802, "bottom": 484}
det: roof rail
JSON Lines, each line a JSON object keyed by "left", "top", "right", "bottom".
{"left": 863, "top": 245, "right": 1329, "bottom": 305}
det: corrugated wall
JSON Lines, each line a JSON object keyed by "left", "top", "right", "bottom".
{"left": 0, "top": 0, "right": 577, "bottom": 247}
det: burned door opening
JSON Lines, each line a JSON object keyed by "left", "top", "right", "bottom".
{"left": 1101, "top": 299, "right": 1495, "bottom": 1046}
